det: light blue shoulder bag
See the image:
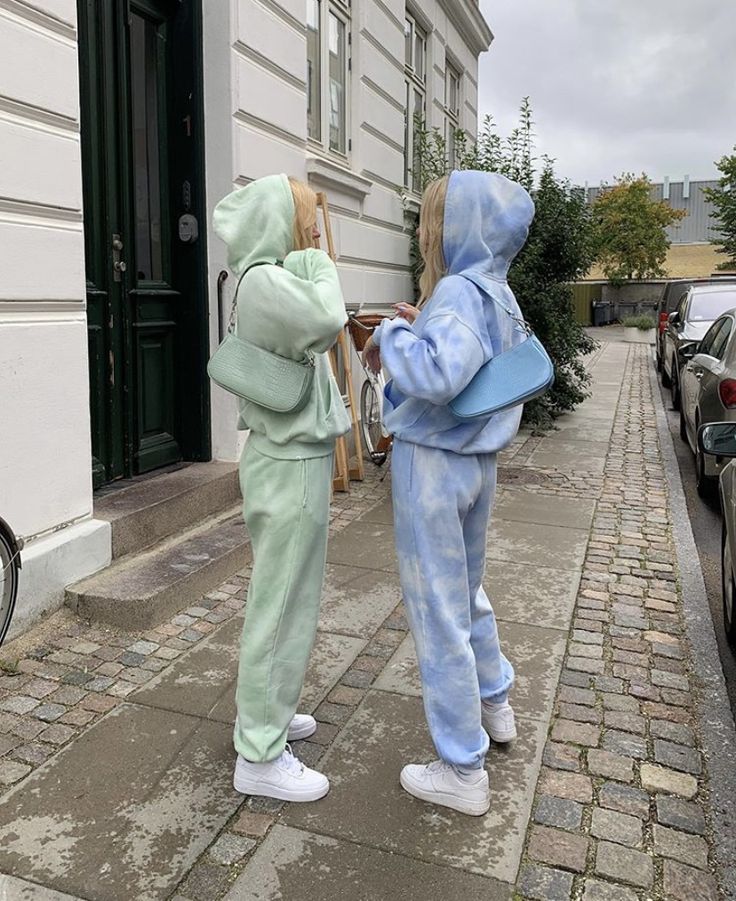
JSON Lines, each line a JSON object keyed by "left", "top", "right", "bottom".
{"left": 449, "top": 272, "right": 555, "bottom": 420}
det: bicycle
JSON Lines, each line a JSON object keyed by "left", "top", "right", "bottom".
{"left": 0, "top": 517, "right": 23, "bottom": 647}
{"left": 347, "top": 312, "right": 392, "bottom": 466}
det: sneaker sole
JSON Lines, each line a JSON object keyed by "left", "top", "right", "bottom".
{"left": 399, "top": 771, "right": 490, "bottom": 816}
{"left": 287, "top": 721, "right": 317, "bottom": 742}
{"left": 233, "top": 773, "right": 329, "bottom": 802}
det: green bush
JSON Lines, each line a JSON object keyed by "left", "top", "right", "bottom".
{"left": 406, "top": 99, "right": 598, "bottom": 430}
{"left": 622, "top": 315, "right": 656, "bottom": 330}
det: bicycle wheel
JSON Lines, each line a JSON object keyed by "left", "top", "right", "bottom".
{"left": 0, "top": 530, "right": 19, "bottom": 646}
{"left": 360, "top": 378, "right": 386, "bottom": 465}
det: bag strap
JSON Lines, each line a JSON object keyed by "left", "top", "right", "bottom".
{"left": 459, "top": 270, "right": 532, "bottom": 336}
{"left": 226, "top": 260, "right": 283, "bottom": 334}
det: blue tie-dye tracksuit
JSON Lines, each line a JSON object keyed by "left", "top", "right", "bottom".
{"left": 373, "top": 171, "right": 535, "bottom": 770}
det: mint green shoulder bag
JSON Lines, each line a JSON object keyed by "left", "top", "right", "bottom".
{"left": 207, "top": 262, "right": 315, "bottom": 414}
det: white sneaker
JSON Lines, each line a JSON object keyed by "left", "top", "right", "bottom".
{"left": 233, "top": 746, "right": 329, "bottom": 802}
{"left": 287, "top": 713, "right": 317, "bottom": 742}
{"left": 482, "top": 701, "right": 517, "bottom": 743}
{"left": 399, "top": 760, "right": 490, "bottom": 816}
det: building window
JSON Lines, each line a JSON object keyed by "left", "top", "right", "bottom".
{"left": 307, "top": 0, "right": 351, "bottom": 156}
{"left": 444, "top": 61, "right": 461, "bottom": 168}
{"left": 404, "top": 12, "right": 426, "bottom": 193}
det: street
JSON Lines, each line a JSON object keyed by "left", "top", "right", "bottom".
{"left": 658, "top": 361, "right": 736, "bottom": 717}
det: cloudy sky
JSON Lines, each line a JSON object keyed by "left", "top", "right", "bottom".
{"left": 477, "top": 0, "right": 736, "bottom": 188}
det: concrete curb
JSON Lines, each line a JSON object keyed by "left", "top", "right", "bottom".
{"left": 649, "top": 358, "right": 736, "bottom": 899}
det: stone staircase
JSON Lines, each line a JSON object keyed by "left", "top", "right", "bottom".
{"left": 65, "top": 462, "right": 249, "bottom": 629}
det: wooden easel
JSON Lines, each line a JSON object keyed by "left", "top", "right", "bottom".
{"left": 315, "top": 192, "right": 365, "bottom": 492}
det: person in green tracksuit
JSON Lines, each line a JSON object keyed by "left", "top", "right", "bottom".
{"left": 213, "top": 174, "right": 350, "bottom": 802}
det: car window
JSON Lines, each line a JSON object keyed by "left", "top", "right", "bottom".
{"left": 687, "top": 290, "right": 736, "bottom": 322}
{"left": 710, "top": 318, "right": 733, "bottom": 359}
{"left": 699, "top": 320, "right": 725, "bottom": 357}
{"left": 677, "top": 293, "right": 688, "bottom": 319}
{"left": 666, "top": 283, "right": 689, "bottom": 311}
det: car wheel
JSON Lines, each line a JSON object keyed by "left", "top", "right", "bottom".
{"left": 696, "top": 443, "right": 715, "bottom": 500}
{"left": 661, "top": 361, "right": 671, "bottom": 388}
{"left": 656, "top": 348, "right": 663, "bottom": 372}
{"left": 671, "top": 361, "right": 680, "bottom": 410}
{"left": 679, "top": 406, "right": 688, "bottom": 442}
{"left": 722, "top": 524, "right": 736, "bottom": 646}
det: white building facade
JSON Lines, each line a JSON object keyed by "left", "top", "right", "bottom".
{"left": 0, "top": 0, "right": 491, "bottom": 636}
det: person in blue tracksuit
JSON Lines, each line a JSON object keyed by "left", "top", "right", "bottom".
{"left": 363, "top": 170, "right": 535, "bottom": 816}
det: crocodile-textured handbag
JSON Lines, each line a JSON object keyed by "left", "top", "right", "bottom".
{"left": 449, "top": 272, "right": 555, "bottom": 420}
{"left": 207, "top": 262, "right": 315, "bottom": 414}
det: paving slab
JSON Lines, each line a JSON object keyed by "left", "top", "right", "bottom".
{"left": 494, "top": 491, "right": 596, "bottom": 530}
{"left": 283, "top": 691, "right": 546, "bottom": 883}
{"left": 0, "top": 704, "right": 241, "bottom": 901}
{"left": 373, "top": 621, "right": 566, "bottom": 722}
{"left": 527, "top": 439, "right": 608, "bottom": 474}
{"left": 359, "top": 495, "right": 393, "bottom": 525}
{"left": 0, "top": 875, "right": 84, "bottom": 900}
{"left": 225, "top": 825, "right": 513, "bottom": 900}
{"left": 487, "top": 520, "right": 590, "bottom": 572}
{"left": 134, "top": 617, "right": 364, "bottom": 722}
{"left": 484, "top": 560, "right": 580, "bottom": 630}
{"left": 546, "top": 420, "right": 613, "bottom": 441}
{"left": 326, "top": 520, "right": 398, "bottom": 572}
{"left": 318, "top": 564, "right": 402, "bottom": 637}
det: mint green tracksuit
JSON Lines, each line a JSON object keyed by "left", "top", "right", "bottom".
{"left": 213, "top": 174, "right": 350, "bottom": 762}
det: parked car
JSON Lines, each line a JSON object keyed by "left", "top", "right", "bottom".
{"left": 699, "top": 421, "right": 736, "bottom": 645}
{"left": 662, "top": 284, "right": 736, "bottom": 409}
{"left": 657, "top": 277, "right": 736, "bottom": 382}
{"left": 680, "top": 311, "right": 736, "bottom": 496}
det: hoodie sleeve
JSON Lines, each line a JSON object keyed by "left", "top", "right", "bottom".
{"left": 375, "top": 311, "right": 487, "bottom": 405}
{"left": 280, "top": 248, "right": 347, "bottom": 353}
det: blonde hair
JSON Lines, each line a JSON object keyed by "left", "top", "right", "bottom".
{"left": 288, "top": 177, "right": 318, "bottom": 251}
{"left": 418, "top": 175, "right": 450, "bottom": 306}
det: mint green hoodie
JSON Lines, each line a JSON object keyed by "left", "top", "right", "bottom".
{"left": 213, "top": 174, "right": 350, "bottom": 459}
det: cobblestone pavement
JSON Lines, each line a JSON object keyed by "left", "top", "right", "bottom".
{"left": 517, "top": 344, "right": 724, "bottom": 901}
{"left": 0, "top": 340, "right": 732, "bottom": 901}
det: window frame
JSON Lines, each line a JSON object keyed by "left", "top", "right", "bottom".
{"left": 443, "top": 58, "right": 462, "bottom": 169}
{"left": 404, "top": 10, "right": 427, "bottom": 194}
{"left": 307, "top": 0, "right": 352, "bottom": 159}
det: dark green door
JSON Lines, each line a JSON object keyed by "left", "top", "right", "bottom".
{"left": 78, "top": 0, "right": 210, "bottom": 488}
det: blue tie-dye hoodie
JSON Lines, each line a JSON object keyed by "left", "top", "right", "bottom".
{"left": 373, "top": 170, "right": 535, "bottom": 455}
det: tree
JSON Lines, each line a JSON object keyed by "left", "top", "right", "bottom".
{"left": 703, "top": 148, "right": 736, "bottom": 270}
{"left": 407, "top": 99, "right": 597, "bottom": 429}
{"left": 592, "top": 174, "right": 686, "bottom": 285}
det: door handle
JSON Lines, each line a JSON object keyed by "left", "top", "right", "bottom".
{"left": 217, "top": 270, "right": 229, "bottom": 342}
{"left": 112, "top": 233, "right": 126, "bottom": 282}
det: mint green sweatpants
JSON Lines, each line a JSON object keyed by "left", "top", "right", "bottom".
{"left": 234, "top": 439, "right": 334, "bottom": 762}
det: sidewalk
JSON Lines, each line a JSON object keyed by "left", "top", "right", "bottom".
{"left": 0, "top": 339, "right": 730, "bottom": 900}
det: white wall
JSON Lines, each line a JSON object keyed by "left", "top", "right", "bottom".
{"left": 0, "top": 1, "right": 110, "bottom": 636}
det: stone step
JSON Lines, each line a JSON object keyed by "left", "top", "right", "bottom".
{"left": 65, "top": 508, "right": 249, "bottom": 630}
{"left": 94, "top": 461, "right": 241, "bottom": 559}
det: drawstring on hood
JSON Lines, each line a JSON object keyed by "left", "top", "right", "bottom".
{"left": 213, "top": 174, "right": 295, "bottom": 276}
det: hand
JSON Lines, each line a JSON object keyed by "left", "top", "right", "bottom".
{"left": 393, "top": 302, "right": 420, "bottom": 323}
{"left": 362, "top": 335, "right": 382, "bottom": 374}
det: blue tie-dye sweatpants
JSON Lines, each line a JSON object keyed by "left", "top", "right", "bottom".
{"left": 391, "top": 438, "right": 514, "bottom": 769}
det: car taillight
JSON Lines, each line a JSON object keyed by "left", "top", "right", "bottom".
{"left": 659, "top": 312, "right": 669, "bottom": 333}
{"left": 719, "top": 379, "right": 736, "bottom": 409}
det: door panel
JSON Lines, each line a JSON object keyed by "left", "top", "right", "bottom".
{"left": 78, "top": 0, "right": 209, "bottom": 487}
